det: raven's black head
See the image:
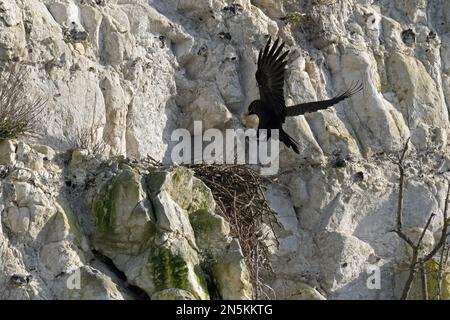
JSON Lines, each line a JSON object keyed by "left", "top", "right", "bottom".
{"left": 242, "top": 101, "right": 260, "bottom": 129}
{"left": 248, "top": 100, "right": 258, "bottom": 115}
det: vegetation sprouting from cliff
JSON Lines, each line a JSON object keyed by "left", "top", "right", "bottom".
{"left": 0, "top": 63, "right": 46, "bottom": 140}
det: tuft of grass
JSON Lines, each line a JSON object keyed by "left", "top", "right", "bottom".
{"left": 285, "top": 12, "right": 305, "bottom": 27}
{"left": 74, "top": 120, "right": 106, "bottom": 156}
{"left": 0, "top": 63, "right": 46, "bottom": 140}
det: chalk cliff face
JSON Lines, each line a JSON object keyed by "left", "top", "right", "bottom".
{"left": 1, "top": 0, "right": 450, "bottom": 299}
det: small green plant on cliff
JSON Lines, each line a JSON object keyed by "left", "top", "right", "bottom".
{"left": 285, "top": 12, "right": 305, "bottom": 27}
{"left": 312, "top": 0, "right": 337, "bottom": 5}
{"left": 0, "top": 63, "right": 46, "bottom": 140}
{"left": 72, "top": 89, "right": 105, "bottom": 155}
{"left": 74, "top": 120, "right": 106, "bottom": 155}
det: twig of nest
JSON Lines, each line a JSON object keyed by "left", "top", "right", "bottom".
{"left": 188, "top": 164, "right": 280, "bottom": 300}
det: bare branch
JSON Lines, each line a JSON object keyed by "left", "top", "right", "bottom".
{"left": 422, "top": 183, "right": 450, "bottom": 263}
{"left": 391, "top": 138, "right": 444, "bottom": 300}
{"left": 436, "top": 244, "right": 448, "bottom": 299}
{"left": 399, "top": 210, "right": 432, "bottom": 301}
{"left": 419, "top": 262, "right": 428, "bottom": 300}
{"left": 416, "top": 213, "right": 435, "bottom": 247}
{"left": 393, "top": 229, "right": 414, "bottom": 248}
{"left": 396, "top": 139, "right": 411, "bottom": 233}
{"left": 400, "top": 247, "right": 419, "bottom": 300}
{"left": 397, "top": 179, "right": 450, "bottom": 300}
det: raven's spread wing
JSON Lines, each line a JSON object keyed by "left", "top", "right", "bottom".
{"left": 256, "top": 37, "right": 289, "bottom": 122}
{"left": 286, "top": 82, "right": 363, "bottom": 116}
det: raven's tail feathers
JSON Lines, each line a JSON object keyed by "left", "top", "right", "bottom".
{"left": 280, "top": 129, "right": 300, "bottom": 154}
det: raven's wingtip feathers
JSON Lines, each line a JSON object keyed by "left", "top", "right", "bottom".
{"left": 340, "top": 80, "right": 364, "bottom": 99}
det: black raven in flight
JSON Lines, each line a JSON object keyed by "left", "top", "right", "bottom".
{"left": 247, "top": 37, "right": 363, "bottom": 154}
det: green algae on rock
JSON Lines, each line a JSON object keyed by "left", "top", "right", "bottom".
{"left": 88, "top": 163, "right": 250, "bottom": 299}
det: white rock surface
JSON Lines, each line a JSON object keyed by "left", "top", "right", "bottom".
{"left": 1, "top": 0, "right": 450, "bottom": 300}
{"left": 0, "top": 143, "right": 251, "bottom": 299}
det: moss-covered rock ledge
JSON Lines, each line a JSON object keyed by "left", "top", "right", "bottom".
{"left": 0, "top": 141, "right": 251, "bottom": 300}
{"left": 89, "top": 162, "right": 252, "bottom": 300}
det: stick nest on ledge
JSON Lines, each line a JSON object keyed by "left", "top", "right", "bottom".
{"left": 188, "top": 164, "right": 280, "bottom": 299}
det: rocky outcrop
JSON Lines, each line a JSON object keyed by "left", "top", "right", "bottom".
{"left": 0, "top": 141, "right": 251, "bottom": 299}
